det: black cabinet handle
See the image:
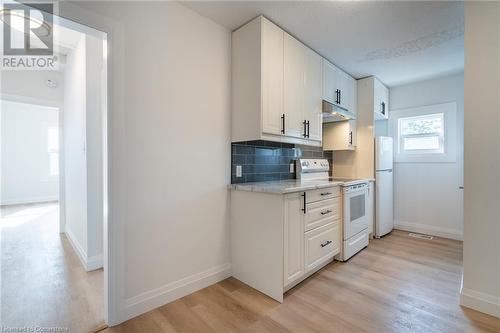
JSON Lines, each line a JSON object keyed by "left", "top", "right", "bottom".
{"left": 306, "top": 120, "right": 310, "bottom": 138}
{"left": 339, "top": 90, "right": 342, "bottom": 105}
{"left": 281, "top": 114, "right": 285, "bottom": 134}
{"left": 301, "top": 192, "right": 306, "bottom": 214}
{"left": 381, "top": 102, "right": 386, "bottom": 115}
{"left": 320, "top": 210, "right": 332, "bottom": 215}
{"left": 321, "top": 240, "right": 332, "bottom": 248}
{"left": 320, "top": 192, "right": 332, "bottom": 196}
{"left": 349, "top": 131, "right": 353, "bottom": 145}
{"left": 335, "top": 89, "right": 340, "bottom": 104}
{"left": 302, "top": 120, "right": 307, "bottom": 138}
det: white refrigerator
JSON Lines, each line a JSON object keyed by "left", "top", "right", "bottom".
{"left": 375, "top": 136, "right": 394, "bottom": 238}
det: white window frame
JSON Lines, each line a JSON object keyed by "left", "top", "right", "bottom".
{"left": 40, "top": 120, "right": 60, "bottom": 181}
{"left": 389, "top": 102, "right": 457, "bottom": 163}
{"left": 398, "top": 113, "right": 444, "bottom": 154}
{"left": 47, "top": 125, "right": 60, "bottom": 177}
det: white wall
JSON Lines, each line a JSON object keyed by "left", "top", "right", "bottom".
{"left": 461, "top": 1, "right": 500, "bottom": 318}
{"left": 64, "top": 35, "right": 89, "bottom": 258}
{"left": 63, "top": 32, "right": 104, "bottom": 270}
{"left": 61, "top": 1, "right": 231, "bottom": 324}
{"left": 1, "top": 70, "right": 63, "bottom": 205}
{"left": 389, "top": 73, "right": 464, "bottom": 240}
{"left": 85, "top": 34, "right": 104, "bottom": 260}
{"left": 1, "top": 101, "right": 59, "bottom": 205}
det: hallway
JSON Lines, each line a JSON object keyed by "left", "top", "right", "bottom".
{"left": 1, "top": 202, "right": 104, "bottom": 332}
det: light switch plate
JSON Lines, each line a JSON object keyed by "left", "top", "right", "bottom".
{"left": 289, "top": 163, "right": 294, "bottom": 173}
{"left": 236, "top": 165, "right": 242, "bottom": 177}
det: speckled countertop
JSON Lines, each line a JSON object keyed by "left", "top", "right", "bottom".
{"left": 228, "top": 179, "right": 373, "bottom": 194}
{"left": 229, "top": 178, "right": 375, "bottom": 194}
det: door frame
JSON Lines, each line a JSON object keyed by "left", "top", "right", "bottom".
{"left": 17, "top": 0, "right": 121, "bottom": 325}
{"left": 55, "top": 2, "right": 125, "bottom": 325}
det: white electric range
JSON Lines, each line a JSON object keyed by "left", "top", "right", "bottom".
{"left": 297, "top": 158, "right": 370, "bottom": 261}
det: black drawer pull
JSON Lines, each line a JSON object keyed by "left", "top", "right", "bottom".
{"left": 321, "top": 240, "right": 332, "bottom": 248}
{"left": 320, "top": 210, "right": 332, "bottom": 215}
{"left": 320, "top": 192, "right": 332, "bottom": 196}
{"left": 301, "top": 192, "right": 306, "bottom": 214}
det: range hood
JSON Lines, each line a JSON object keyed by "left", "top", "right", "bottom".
{"left": 322, "top": 100, "right": 356, "bottom": 123}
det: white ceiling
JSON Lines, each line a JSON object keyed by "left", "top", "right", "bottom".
{"left": 182, "top": 1, "right": 464, "bottom": 87}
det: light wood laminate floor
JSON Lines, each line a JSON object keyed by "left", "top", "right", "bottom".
{"left": 104, "top": 230, "right": 500, "bottom": 333}
{"left": 1, "top": 202, "right": 104, "bottom": 332}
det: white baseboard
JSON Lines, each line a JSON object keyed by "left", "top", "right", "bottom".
{"left": 394, "top": 220, "right": 463, "bottom": 240}
{"left": 0, "top": 196, "right": 58, "bottom": 206}
{"left": 65, "top": 229, "right": 103, "bottom": 272}
{"left": 123, "top": 263, "right": 231, "bottom": 322}
{"left": 461, "top": 287, "right": 500, "bottom": 318}
{"left": 86, "top": 254, "right": 103, "bottom": 271}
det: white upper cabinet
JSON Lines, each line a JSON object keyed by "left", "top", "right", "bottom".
{"left": 323, "top": 120, "right": 357, "bottom": 151}
{"left": 322, "top": 59, "right": 357, "bottom": 114}
{"left": 232, "top": 16, "right": 322, "bottom": 146}
{"left": 373, "top": 77, "right": 389, "bottom": 120}
{"left": 284, "top": 33, "right": 322, "bottom": 142}
{"left": 283, "top": 34, "right": 305, "bottom": 139}
{"left": 322, "top": 60, "right": 341, "bottom": 106}
{"left": 343, "top": 75, "right": 358, "bottom": 115}
{"left": 261, "top": 17, "right": 285, "bottom": 136}
{"left": 303, "top": 46, "right": 323, "bottom": 141}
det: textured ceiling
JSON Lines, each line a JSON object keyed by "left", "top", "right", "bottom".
{"left": 182, "top": 1, "right": 464, "bottom": 87}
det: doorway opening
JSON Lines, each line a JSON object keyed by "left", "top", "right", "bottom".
{"left": 0, "top": 2, "right": 109, "bottom": 331}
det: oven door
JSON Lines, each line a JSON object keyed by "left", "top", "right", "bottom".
{"left": 343, "top": 188, "right": 369, "bottom": 240}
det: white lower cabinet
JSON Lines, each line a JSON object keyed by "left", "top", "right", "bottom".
{"left": 231, "top": 186, "right": 341, "bottom": 302}
{"left": 305, "top": 221, "right": 340, "bottom": 273}
{"left": 284, "top": 192, "right": 305, "bottom": 286}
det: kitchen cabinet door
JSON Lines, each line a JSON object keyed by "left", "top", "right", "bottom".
{"left": 343, "top": 75, "right": 358, "bottom": 115}
{"left": 305, "top": 221, "right": 340, "bottom": 272}
{"left": 284, "top": 192, "right": 305, "bottom": 287}
{"left": 261, "top": 18, "right": 285, "bottom": 136}
{"left": 349, "top": 119, "right": 357, "bottom": 148}
{"left": 323, "top": 120, "right": 357, "bottom": 151}
{"left": 303, "top": 47, "right": 323, "bottom": 142}
{"left": 322, "top": 60, "right": 340, "bottom": 105}
{"left": 323, "top": 60, "right": 356, "bottom": 113}
{"left": 381, "top": 85, "right": 389, "bottom": 118}
{"left": 374, "top": 78, "right": 389, "bottom": 120}
{"left": 284, "top": 33, "right": 306, "bottom": 139}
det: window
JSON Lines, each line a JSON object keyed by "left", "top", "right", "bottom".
{"left": 398, "top": 113, "right": 444, "bottom": 154}
{"left": 47, "top": 126, "right": 59, "bottom": 176}
{"left": 390, "top": 102, "right": 457, "bottom": 163}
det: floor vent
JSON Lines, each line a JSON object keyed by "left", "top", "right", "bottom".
{"left": 408, "top": 232, "right": 434, "bottom": 240}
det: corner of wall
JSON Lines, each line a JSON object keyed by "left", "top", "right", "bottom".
{"left": 65, "top": 227, "right": 103, "bottom": 272}
{"left": 460, "top": 285, "right": 500, "bottom": 319}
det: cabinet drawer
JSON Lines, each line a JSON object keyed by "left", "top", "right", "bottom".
{"left": 304, "top": 221, "right": 340, "bottom": 272}
{"left": 306, "top": 186, "right": 340, "bottom": 203}
{"left": 305, "top": 197, "right": 341, "bottom": 231}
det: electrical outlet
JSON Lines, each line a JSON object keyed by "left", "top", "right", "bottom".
{"left": 289, "top": 163, "right": 295, "bottom": 173}
{"left": 236, "top": 165, "right": 242, "bottom": 177}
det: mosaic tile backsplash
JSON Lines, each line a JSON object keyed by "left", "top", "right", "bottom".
{"left": 231, "top": 140, "right": 333, "bottom": 184}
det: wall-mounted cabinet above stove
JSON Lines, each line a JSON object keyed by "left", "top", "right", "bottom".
{"left": 231, "top": 16, "right": 322, "bottom": 147}
{"left": 322, "top": 60, "right": 357, "bottom": 118}
{"left": 323, "top": 120, "right": 357, "bottom": 151}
